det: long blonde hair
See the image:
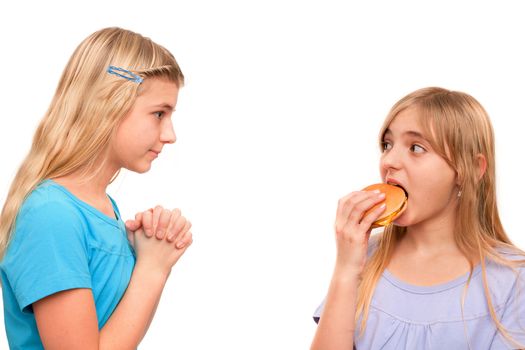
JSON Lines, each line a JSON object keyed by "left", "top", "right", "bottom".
{"left": 356, "top": 87, "right": 525, "bottom": 345}
{"left": 0, "top": 27, "right": 184, "bottom": 259}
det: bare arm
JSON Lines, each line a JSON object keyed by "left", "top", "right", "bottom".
{"left": 310, "top": 191, "right": 385, "bottom": 350}
{"left": 311, "top": 267, "right": 361, "bottom": 350}
{"left": 33, "top": 264, "right": 168, "bottom": 350}
{"left": 99, "top": 260, "right": 172, "bottom": 349}
{"left": 34, "top": 208, "right": 193, "bottom": 350}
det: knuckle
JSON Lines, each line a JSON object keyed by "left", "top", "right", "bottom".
{"left": 355, "top": 201, "right": 369, "bottom": 212}
{"left": 338, "top": 194, "right": 353, "bottom": 206}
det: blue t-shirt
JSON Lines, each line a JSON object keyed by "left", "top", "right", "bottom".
{"left": 0, "top": 179, "right": 136, "bottom": 349}
{"left": 314, "top": 241, "right": 525, "bottom": 349}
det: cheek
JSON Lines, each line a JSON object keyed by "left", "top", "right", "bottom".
{"left": 116, "top": 122, "right": 156, "bottom": 150}
{"left": 112, "top": 129, "right": 144, "bottom": 161}
{"left": 413, "top": 163, "right": 456, "bottom": 204}
{"left": 379, "top": 158, "right": 387, "bottom": 180}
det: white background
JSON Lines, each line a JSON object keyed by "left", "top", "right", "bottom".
{"left": 1, "top": 1, "right": 525, "bottom": 349}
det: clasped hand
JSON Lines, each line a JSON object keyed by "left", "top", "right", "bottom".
{"left": 125, "top": 206, "right": 193, "bottom": 275}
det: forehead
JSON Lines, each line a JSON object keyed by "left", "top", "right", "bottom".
{"left": 136, "top": 78, "right": 179, "bottom": 106}
{"left": 384, "top": 107, "right": 426, "bottom": 137}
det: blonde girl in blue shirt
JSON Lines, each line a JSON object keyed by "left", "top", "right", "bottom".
{"left": 0, "top": 27, "right": 193, "bottom": 349}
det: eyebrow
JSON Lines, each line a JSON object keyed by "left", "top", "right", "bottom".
{"left": 383, "top": 129, "right": 425, "bottom": 139}
{"left": 151, "top": 103, "right": 175, "bottom": 111}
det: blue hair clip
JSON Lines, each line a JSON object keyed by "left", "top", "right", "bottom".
{"left": 107, "top": 65, "right": 143, "bottom": 84}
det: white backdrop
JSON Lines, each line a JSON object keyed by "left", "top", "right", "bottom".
{"left": 1, "top": 1, "right": 525, "bottom": 349}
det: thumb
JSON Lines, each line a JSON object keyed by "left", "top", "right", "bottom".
{"left": 125, "top": 219, "right": 141, "bottom": 232}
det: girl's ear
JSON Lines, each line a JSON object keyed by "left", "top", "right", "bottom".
{"left": 476, "top": 153, "right": 487, "bottom": 181}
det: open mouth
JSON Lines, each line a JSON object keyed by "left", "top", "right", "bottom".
{"left": 390, "top": 184, "right": 408, "bottom": 222}
{"left": 391, "top": 183, "right": 408, "bottom": 199}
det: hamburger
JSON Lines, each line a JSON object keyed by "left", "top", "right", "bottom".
{"left": 362, "top": 183, "right": 408, "bottom": 228}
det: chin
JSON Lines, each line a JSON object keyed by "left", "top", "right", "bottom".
{"left": 126, "top": 163, "right": 152, "bottom": 174}
{"left": 392, "top": 213, "right": 411, "bottom": 228}
{"left": 135, "top": 168, "right": 151, "bottom": 174}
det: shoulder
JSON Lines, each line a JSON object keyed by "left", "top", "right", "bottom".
{"left": 487, "top": 244, "right": 525, "bottom": 276}
{"left": 479, "top": 245, "right": 525, "bottom": 305}
{"left": 12, "top": 181, "right": 87, "bottom": 244}
{"left": 494, "top": 244, "right": 525, "bottom": 262}
{"left": 19, "top": 180, "right": 82, "bottom": 220}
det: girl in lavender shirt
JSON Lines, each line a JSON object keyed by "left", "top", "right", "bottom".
{"left": 311, "top": 87, "right": 525, "bottom": 349}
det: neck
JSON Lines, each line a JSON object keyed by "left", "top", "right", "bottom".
{"left": 52, "top": 163, "right": 119, "bottom": 200}
{"left": 401, "top": 207, "right": 459, "bottom": 256}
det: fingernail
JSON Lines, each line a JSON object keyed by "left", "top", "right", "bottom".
{"left": 378, "top": 192, "right": 385, "bottom": 198}
{"left": 372, "top": 189, "right": 381, "bottom": 193}
{"left": 176, "top": 242, "right": 185, "bottom": 249}
{"left": 157, "top": 230, "right": 164, "bottom": 237}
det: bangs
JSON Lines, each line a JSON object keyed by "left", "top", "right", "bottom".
{"left": 415, "top": 104, "right": 456, "bottom": 166}
{"left": 101, "top": 28, "right": 185, "bottom": 88}
{"left": 378, "top": 95, "right": 459, "bottom": 168}
{"left": 137, "top": 64, "right": 184, "bottom": 87}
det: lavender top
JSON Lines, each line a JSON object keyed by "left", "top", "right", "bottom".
{"left": 314, "top": 248, "right": 525, "bottom": 349}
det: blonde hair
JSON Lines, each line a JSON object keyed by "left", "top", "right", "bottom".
{"left": 0, "top": 27, "right": 184, "bottom": 259}
{"left": 356, "top": 87, "right": 525, "bottom": 346}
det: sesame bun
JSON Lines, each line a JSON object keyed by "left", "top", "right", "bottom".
{"left": 362, "top": 183, "right": 408, "bottom": 228}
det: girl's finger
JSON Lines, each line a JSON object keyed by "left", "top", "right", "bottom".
{"left": 126, "top": 219, "right": 143, "bottom": 232}
{"left": 347, "top": 192, "right": 385, "bottom": 224}
{"left": 338, "top": 191, "right": 373, "bottom": 224}
{"left": 155, "top": 208, "right": 172, "bottom": 240}
{"left": 167, "top": 214, "right": 187, "bottom": 242}
{"left": 359, "top": 202, "right": 387, "bottom": 228}
{"left": 166, "top": 209, "right": 182, "bottom": 242}
{"left": 142, "top": 210, "right": 154, "bottom": 237}
{"left": 152, "top": 205, "right": 164, "bottom": 237}
{"left": 176, "top": 230, "right": 193, "bottom": 249}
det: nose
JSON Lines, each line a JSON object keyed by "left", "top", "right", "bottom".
{"left": 160, "top": 118, "right": 176, "bottom": 144}
{"left": 380, "top": 145, "right": 402, "bottom": 173}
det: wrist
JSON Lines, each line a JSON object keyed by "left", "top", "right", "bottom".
{"left": 332, "top": 264, "right": 363, "bottom": 283}
{"left": 134, "top": 258, "right": 171, "bottom": 284}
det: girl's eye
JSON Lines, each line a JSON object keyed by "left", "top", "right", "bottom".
{"left": 410, "top": 144, "right": 426, "bottom": 153}
{"left": 381, "top": 141, "right": 392, "bottom": 152}
{"left": 154, "top": 111, "right": 164, "bottom": 119}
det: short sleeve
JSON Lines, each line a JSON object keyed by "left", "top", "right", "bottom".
{"left": 491, "top": 270, "right": 525, "bottom": 349}
{"left": 3, "top": 200, "right": 92, "bottom": 313}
